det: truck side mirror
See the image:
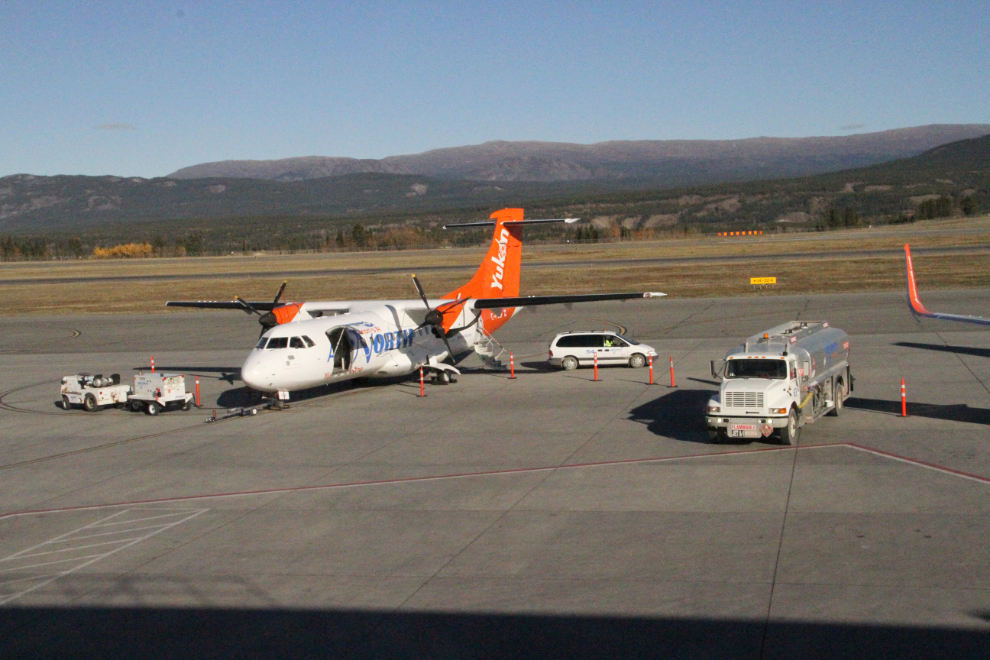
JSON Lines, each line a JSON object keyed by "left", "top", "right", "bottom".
{"left": 710, "top": 360, "right": 718, "bottom": 378}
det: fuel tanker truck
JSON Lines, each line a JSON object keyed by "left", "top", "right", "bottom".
{"left": 704, "top": 321, "right": 852, "bottom": 444}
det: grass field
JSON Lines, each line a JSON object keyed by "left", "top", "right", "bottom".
{"left": 3, "top": 216, "right": 989, "bottom": 315}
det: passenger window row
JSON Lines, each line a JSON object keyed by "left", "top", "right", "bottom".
{"left": 256, "top": 335, "right": 315, "bottom": 350}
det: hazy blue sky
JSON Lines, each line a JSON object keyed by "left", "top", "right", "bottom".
{"left": 2, "top": 1, "right": 988, "bottom": 177}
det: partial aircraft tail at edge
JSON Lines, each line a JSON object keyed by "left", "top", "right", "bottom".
{"left": 904, "top": 243, "right": 990, "bottom": 326}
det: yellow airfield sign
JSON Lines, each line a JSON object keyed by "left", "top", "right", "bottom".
{"left": 750, "top": 277, "right": 777, "bottom": 285}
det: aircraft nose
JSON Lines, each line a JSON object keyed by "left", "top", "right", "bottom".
{"left": 241, "top": 352, "right": 274, "bottom": 392}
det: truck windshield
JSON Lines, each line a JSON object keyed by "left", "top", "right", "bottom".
{"left": 726, "top": 359, "right": 787, "bottom": 379}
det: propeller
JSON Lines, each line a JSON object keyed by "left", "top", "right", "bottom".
{"left": 236, "top": 281, "right": 288, "bottom": 338}
{"left": 411, "top": 274, "right": 472, "bottom": 360}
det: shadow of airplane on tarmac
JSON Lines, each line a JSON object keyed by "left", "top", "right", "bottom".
{"left": 132, "top": 366, "right": 242, "bottom": 385}
{"left": 846, "top": 397, "right": 990, "bottom": 425}
{"left": 894, "top": 342, "right": 990, "bottom": 359}
{"left": 1, "top": 605, "right": 987, "bottom": 660}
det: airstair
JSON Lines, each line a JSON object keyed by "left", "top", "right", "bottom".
{"left": 473, "top": 329, "right": 507, "bottom": 370}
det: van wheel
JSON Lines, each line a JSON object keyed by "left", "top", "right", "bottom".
{"left": 62, "top": 396, "right": 72, "bottom": 410}
{"left": 561, "top": 356, "right": 578, "bottom": 371}
{"left": 780, "top": 409, "right": 799, "bottom": 445}
{"left": 629, "top": 354, "right": 646, "bottom": 369}
{"left": 828, "top": 380, "right": 844, "bottom": 417}
{"left": 83, "top": 394, "right": 99, "bottom": 413}
{"left": 146, "top": 401, "right": 161, "bottom": 416}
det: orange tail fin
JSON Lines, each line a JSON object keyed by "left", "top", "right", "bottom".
{"left": 444, "top": 208, "right": 524, "bottom": 334}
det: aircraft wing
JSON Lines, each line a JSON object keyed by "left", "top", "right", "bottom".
{"left": 472, "top": 292, "right": 665, "bottom": 309}
{"left": 905, "top": 244, "right": 990, "bottom": 326}
{"left": 166, "top": 300, "right": 278, "bottom": 311}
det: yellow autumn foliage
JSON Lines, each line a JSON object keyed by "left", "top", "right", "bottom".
{"left": 92, "top": 242, "right": 154, "bottom": 259}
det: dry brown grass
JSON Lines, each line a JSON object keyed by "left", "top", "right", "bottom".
{"left": 2, "top": 216, "right": 989, "bottom": 316}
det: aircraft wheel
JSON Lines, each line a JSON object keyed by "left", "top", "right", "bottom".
{"left": 61, "top": 396, "right": 72, "bottom": 410}
{"left": 779, "top": 409, "right": 799, "bottom": 446}
{"left": 83, "top": 394, "right": 99, "bottom": 413}
{"left": 146, "top": 401, "right": 161, "bottom": 416}
{"left": 629, "top": 354, "right": 646, "bottom": 369}
{"left": 561, "top": 356, "right": 578, "bottom": 371}
{"left": 434, "top": 371, "right": 451, "bottom": 386}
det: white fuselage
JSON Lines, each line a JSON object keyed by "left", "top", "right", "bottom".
{"left": 240, "top": 301, "right": 497, "bottom": 393}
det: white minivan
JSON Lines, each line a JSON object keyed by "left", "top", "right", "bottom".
{"left": 548, "top": 331, "right": 657, "bottom": 370}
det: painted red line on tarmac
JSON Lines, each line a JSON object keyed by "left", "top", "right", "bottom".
{"left": 845, "top": 443, "right": 990, "bottom": 485}
{"left": 1, "top": 444, "right": 832, "bottom": 520}
{"left": 16, "top": 442, "right": 987, "bottom": 522}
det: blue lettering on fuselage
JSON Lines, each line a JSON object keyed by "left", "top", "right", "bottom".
{"left": 365, "top": 329, "right": 417, "bottom": 355}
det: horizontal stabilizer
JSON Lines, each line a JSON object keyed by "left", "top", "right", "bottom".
{"left": 444, "top": 218, "right": 579, "bottom": 229}
{"left": 472, "top": 292, "right": 664, "bottom": 309}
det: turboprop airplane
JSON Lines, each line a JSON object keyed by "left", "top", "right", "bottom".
{"left": 167, "top": 208, "right": 664, "bottom": 400}
{"left": 905, "top": 243, "right": 990, "bottom": 326}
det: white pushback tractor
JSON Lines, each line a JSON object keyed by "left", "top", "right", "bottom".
{"left": 705, "top": 321, "right": 852, "bottom": 444}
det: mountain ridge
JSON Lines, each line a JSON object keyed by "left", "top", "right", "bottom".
{"left": 168, "top": 124, "right": 990, "bottom": 183}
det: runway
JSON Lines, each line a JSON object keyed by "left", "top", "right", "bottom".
{"left": 1, "top": 290, "right": 990, "bottom": 658}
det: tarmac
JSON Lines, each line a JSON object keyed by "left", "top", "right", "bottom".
{"left": 1, "top": 289, "right": 989, "bottom": 659}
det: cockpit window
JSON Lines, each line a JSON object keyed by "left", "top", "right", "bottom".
{"left": 302, "top": 336, "right": 315, "bottom": 348}
{"left": 266, "top": 337, "right": 288, "bottom": 349}
{"left": 726, "top": 359, "right": 787, "bottom": 379}
{"left": 290, "top": 337, "right": 305, "bottom": 349}
{"left": 255, "top": 337, "right": 268, "bottom": 349}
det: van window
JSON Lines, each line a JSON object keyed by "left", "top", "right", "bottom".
{"left": 290, "top": 337, "right": 305, "bottom": 349}
{"left": 556, "top": 334, "right": 605, "bottom": 348}
{"left": 266, "top": 337, "right": 288, "bottom": 349}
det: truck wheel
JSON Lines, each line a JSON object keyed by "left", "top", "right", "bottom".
{"left": 561, "top": 356, "right": 578, "bottom": 371}
{"left": 62, "top": 396, "right": 72, "bottom": 410}
{"left": 780, "top": 409, "right": 800, "bottom": 445}
{"left": 629, "top": 354, "right": 646, "bottom": 369}
{"left": 709, "top": 428, "right": 727, "bottom": 444}
{"left": 83, "top": 394, "right": 99, "bottom": 413}
{"left": 130, "top": 400, "right": 144, "bottom": 413}
{"left": 182, "top": 399, "right": 192, "bottom": 411}
{"left": 146, "top": 401, "right": 161, "bottom": 416}
{"left": 828, "top": 380, "right": 844, "bottom": 417}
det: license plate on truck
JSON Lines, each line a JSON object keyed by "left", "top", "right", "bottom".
{"left": 729, "top": 423, "right": 760, "bottom": 438}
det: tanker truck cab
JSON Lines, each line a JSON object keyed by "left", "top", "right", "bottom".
{"left": 705, "top": 321, "right": 852, "bottom": 445}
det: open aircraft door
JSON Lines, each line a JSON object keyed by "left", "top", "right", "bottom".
{"left": 325, "top": 326, "right": 367, "bottom": 376}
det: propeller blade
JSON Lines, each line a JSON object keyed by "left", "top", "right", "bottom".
{"left": 235, "top": 297, "right": 261, "bottom": 316}
{"left": 272, "top": 281, "right": 287, "bottom": 306}
{"left": 447, "top": 313, "right": 481, "bottom": 335}
{"left": 440, "top": 333, "right": 454, "bottom": 359}
{"left": 411, "top": 274, "right": 430, "bottom": 308}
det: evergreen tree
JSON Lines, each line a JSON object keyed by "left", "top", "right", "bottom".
{"left": 961, "top": 196, "right": 978, "bottom": 216}
{"left": 351, "top": 224, "right": 367, "bottom": 247}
